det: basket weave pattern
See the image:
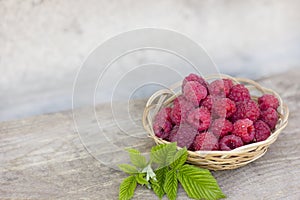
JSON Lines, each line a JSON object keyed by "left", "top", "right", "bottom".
{"left": 143, "top": 74, "right": 289, "bottom": 170}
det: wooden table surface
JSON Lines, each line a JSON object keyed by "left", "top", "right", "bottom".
{"left": 1, "top": 70, "right": 300, "bottom": 200}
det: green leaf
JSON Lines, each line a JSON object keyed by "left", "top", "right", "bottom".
{"left": 119, "top": 176, "right": 137, "bottom": 200}
{"left": 177, "top": 164, "right": 226, "bottom": 200}
{"left": 118, "top": 164, "right": 138, "bottom": 174}
{"left": 126, "top": 148, "right": 147, "bottom": 169}
{"left": 151, "top": 167, "right": 167, "bottom": 199}
{"left": 163, "top": 169, "right": 178, "bottom": 200}
{"left": 135, "top": 173, "right": 149, "bottom": 186}
{"left": 151, "top": 143, "right": 177, "bottom": 167}
{"left": 170, "top": 147, "right": 188, "bottom": 170}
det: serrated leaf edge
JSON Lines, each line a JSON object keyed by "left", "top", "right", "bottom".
{"left": 177, "top": 164, "right": 226, "bottom": 200}
{"left": 163, "top": 169, "right": 178, "bottom": 200}
{"left": 119, "top": 175, "right": 137, "bottom": 200}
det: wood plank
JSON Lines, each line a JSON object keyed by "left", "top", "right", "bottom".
{"left": 1, "top": 70, "right": 300, "bottom": 199}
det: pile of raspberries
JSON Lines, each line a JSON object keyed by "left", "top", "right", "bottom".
{"left": 153, "top": 73, "right": 279, "bottom": 151}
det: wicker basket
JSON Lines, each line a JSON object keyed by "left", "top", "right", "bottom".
{"left": 143, "top": 74, "right": 289, "bottom": 170}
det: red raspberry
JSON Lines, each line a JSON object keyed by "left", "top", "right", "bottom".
{"left": 167, "top": 125, "right": 179, "bottom": 142}
{"left": 258, "top": 94, "right": 279, "bottom": 111}
{"left": 192, "top": 132, "right": 219, "bottom": 151}
{"left": 210, "top": 118, "right": 233, "bottom": 138}
{"left": 154, "top": 107, "right": 172, "bottom": 121}
{"left": 211, "top": 98, "right": 236, "bottom": 118}
{"left": 260, "top": 107, "right": 278, "bottom": 130}
{"left": 182, "top": 73, "right": 208, "bottom": 91}
{"left": 201, "top": 95, "right": 213, "bottom": 111}
{"left": 183, "top": 81, "right": 207, "bottom": 106}
{"left": 231, "top": 99, "right": 260, "bottom": 122}
{"left": 187, "top": 107, "right": 211, "bottom": 131}
{"left": 153, "top": 107, "right": 173, "bottom": 139}
{"left": 208, "top": 79, "right": 233, "bottom": 97}
{"left": 219, "top": 135, "right": 244, "bottom": 151}
{"left": 223, "top": 78, "right": 234, "bottom": 94}
{"left": 232, "top": 119, "right": 255, "bottom": 143}
{"left": 228, "top": 84, "right": 251, "bottom": 102}
{"left": 169, "top": 123, "right": 198, "bottom": 149}
{"left": 171, "top": 95, "right": 194, "bottom": 125}
{"left": 254, "top": 120, "right": 271, "bottom": 142}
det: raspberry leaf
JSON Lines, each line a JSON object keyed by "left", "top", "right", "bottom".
{"left": 135, "top": 173, "right": 150, "bottom": 189}
{"left": 119, "top": 143, "right": 225, "bottom": 200}
{"left": 118, "top": 164, "right": 138, "bottom": 174}
{"left": 151, "top": 167, "right": 167, "bottom": 199}
{"left": 163, "top": 169, "right": 178, "bottom": 200}
{"left": 119, "top": 175, "right": 137, "bottom": 200}
{"left": 177, "top": 164, "right": 226, "bottom": 200}
{"left": 151, "top": 143, "right": 177, "bottom": 167}
{"left": 126, "top": 148, "right": 147, "bottom": 169}
{"left": 170, "top": 147, "right": 188, "bottom": 170}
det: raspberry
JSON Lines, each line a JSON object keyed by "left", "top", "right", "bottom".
{"left": 232, "top": 119, "right": 255, "bottom": 143}
{"left": 258, "top": 94, "right": 279, "bottom": 111}
{"left": 231, "top": 100, "right": 260, "bottom": 122}
{"left": 164, "top": 74, "right": 281, "bottom": 151}
{"left": 211, "top": 98, "right": 236, "bottom": 118}
{"left": 169, "top": 123, "right": 198, "bottom": 149}
{"left": 223, "top": 78, "right": 234, "bottom": 94}
{"left": 210, "top": 118, "right": 233, "bottom": 138}
{"left": 171, "top": 95, "right": 194, "bottom": 125}
{"left": 183, "top": 81, "right": 207, "bottom": 106}
{"left": 153, "top": 121, "right": 172, "bottom": 139}
{"left": 254, "top": 120, "right": 271, "bottom": 142}
{"left": 201, "top": 95, "right": 213, "bottom": 111}
{"left": 219, "top": 135, "right": 244, "bottom": 151}
{"left": 208, "top": 79, "right": 233, "bottom": 97}
{"left": 153, "top": 107, "right": 173, "bottom": 139}
{"left": 260, "top": 107, "right": 278, "bottom": 130}
{"left": 182, "top": 73, "right": 208, "bottom": 91}
{"left": 192, "top": 132, "right": 219, "bottom": 151}
{"left": 155, "top": 107, "right": 172, "bottom": 121}
{"left": 187, "top": 107, "right": 211, "bottom": 131}
{"left": 167, "top": 125, "right": 179, "bottom": 142}
{"left": 228, "top": 84, "right": 251, "bottom": 102}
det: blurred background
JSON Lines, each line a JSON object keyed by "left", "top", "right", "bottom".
{"left": 1, "top": 0, "right": 300, "bottom": 121}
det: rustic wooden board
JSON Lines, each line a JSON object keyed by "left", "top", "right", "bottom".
{"left": 1, "top": 70, "right": 300, "bottom": 199}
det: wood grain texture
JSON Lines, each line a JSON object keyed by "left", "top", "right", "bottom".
{"left": 1, "top": 70, "right": 300, "bottom": 199}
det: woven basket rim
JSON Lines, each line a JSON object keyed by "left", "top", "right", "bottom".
{"left": 143, "top": 74, "right": 289, "bottom": 156}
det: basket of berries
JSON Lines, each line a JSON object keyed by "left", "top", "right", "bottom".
{"left": 143, "top": 73, "right": 289, "bottom": 170}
